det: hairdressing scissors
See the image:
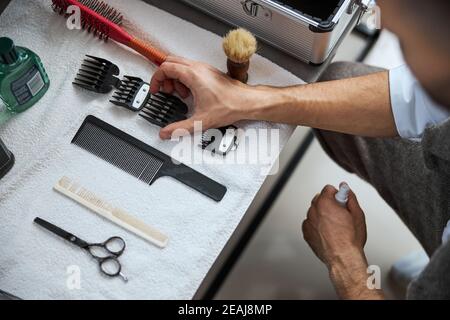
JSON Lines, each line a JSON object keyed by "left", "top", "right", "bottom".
{"left": 34, "top": 217, "right": 128, "bottom": 282}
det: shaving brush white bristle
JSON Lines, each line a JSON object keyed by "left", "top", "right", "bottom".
{"left": 223, "top": 28, "right": 257, "bottom": 64}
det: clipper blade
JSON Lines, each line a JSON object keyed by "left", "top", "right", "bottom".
{"left": 201, "top": 126, "right": 239, "bottom": 156}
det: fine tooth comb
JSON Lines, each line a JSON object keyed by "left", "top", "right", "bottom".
{"left": 73, "top": 55, "right": 121, "bottom": 93}
{"left": 72, "top": 116, "right": 227, "bottom": 202}
{"left": 110, "top": 75, "right": 189, "bottom": 119}
{"left": 51, "top": 0, "right": 167, "bottom": 66}
{"left": 54, "top": 176, "right": 169, "bottom": 248}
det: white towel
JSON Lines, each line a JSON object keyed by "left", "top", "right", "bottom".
{"left": 0, "top": 0, "right": 302, "bottom": 299}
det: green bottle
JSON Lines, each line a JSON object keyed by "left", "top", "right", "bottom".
{"left": 0, "top": 37, "right": 50, "bottom": 124}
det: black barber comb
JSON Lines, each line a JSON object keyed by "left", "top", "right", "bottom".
{"left": 110, "top": 76, "right": 188, "bottom": 121}
{"left": 72, "top": 115, "right": 227, "bottom": 201}
{"left": 73, "top": 55, "right": 121, "bottom": 93}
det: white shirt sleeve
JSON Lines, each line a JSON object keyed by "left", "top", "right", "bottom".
{"left": 443, "top": 221, "right": 450, "bottom": 245}
{"left": 389, "top": 65, "right": 450, "bottom": 139}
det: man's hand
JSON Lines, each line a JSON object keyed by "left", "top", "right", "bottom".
{"left": 151, "top": 57, "right": 397, "bottom": 140}
{"left": 150, "top": 56, "right": 265, "bottom": 139}
{"left": 302, "top": 184, "right": 367, "bottom": 267}
{"left": 303, "top": 184, "right": 384, "bottom": 299}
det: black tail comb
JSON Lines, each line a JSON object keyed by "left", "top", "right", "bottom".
{"left": 73, "top": 55, "right": 121, "bottom": 94}
{"left": 72, "top": 115, "right": 227, "bottom": 202}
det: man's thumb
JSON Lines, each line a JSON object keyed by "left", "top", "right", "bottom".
{"left": 159, "top": 119, "right": 195, "bottom": 140}
{"left": 346, "top": 190, "right": 364, "bottom": 218}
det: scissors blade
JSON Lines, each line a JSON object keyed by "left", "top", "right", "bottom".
{"left": 34, "top": 217, "right": 89, "bottom": 248}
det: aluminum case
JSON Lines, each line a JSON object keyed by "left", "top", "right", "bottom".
{"left": 179, "top": 0, "right": 368, "bottom": 64}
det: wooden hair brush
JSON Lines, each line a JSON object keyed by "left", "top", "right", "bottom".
{"left": 51, "top": 0, "right": 167, "bottom": 66}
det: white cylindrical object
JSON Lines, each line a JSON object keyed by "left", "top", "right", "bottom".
{"left": 335, "top": 183, "right": 350, "bottom": 207}
{"left": 442, "top": 220, "right": 450, "bottom": 244}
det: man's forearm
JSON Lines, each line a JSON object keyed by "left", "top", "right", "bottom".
{"left": 246, "top": 71, "right": 399, "bottom": 138}
{"left": 328, "top": 250, "right": 385, "bottom": 300}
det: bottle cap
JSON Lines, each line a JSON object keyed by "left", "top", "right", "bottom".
{"left": 335, "top": 183, "right": 350, "bottom": 206}
{"left": 0, "top": 37, "right": 19, "bottom": 65}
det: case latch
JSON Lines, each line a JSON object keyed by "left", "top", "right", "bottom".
{"left": 347, "top": 0, "right": 374, "bottom": 27}
{"left": 241, "top": 0, "right": 272, "bottom": 20}
{"left": 347, "top": 0, "right": 371, "bottom": 14}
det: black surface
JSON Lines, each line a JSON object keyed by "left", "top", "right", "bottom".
{"left": 72, "top": 115, "right": 227, "bottom": 202}
{"left": 0, "top": 0, "right": 10, "bottom": 16}
{"left": 0, "top": 138, "right": 14, "bottom": 180}
{"left": 274, "top": 0, "right": 343, "bottom": 21}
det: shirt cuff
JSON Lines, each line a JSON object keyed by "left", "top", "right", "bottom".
{"left": 389, "top": 65, "right": 450, "bottom": 139}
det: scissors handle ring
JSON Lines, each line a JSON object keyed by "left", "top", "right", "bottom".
{"left": 103, "top": 236, "right": 126, "bottom": 256}
{"left": 99, "top": 256, "right": 122, "bottom": 277}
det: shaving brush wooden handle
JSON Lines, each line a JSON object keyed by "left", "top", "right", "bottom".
{"left": 223, "top": 28, "right": 257, "bottom": 84}
{"left": 227, "top": 59, "right": 250, "bottom": 83}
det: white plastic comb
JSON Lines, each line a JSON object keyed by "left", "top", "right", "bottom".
{"left": 54, "top": 176, "right": 168, "bottom": 248}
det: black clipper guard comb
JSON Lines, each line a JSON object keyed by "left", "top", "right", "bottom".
{"left": 111, "top": 76, "right": 188, "bottom": 121}
{"left": 110, "top": 76, "right": 149, "bottom": 112}
{"left": 139, "top": 92, "right": 189, "bottom": 126}
{"left": 73, "top": 55, "right": 121, "bottom": 94}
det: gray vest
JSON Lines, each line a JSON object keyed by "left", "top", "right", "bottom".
{"left": 408, "top": 119, "right": 450, "bottom": 299}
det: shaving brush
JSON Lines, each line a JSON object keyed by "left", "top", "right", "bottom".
{"left": 222, "top": 28, "right": 257, "bottom": 83}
